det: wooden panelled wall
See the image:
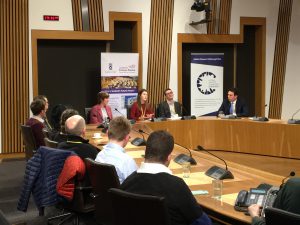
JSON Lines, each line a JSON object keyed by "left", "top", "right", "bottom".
{"left": 269, "top": 0, "right": 293, "bottom": 119}
{"left": 0, "top": 0, "right": 29, "bottom": 153}
{"left": 71, "top": 0, "right": 104, "bottom": 32}
{"left": 207, "top": 0, "right": 232, "bottom": 34}
{"left": 146, "top": 0, "right": 174, "bottom": 109}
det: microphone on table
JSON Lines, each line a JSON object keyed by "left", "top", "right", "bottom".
{"left": 114, "top": 108, "right": 136, "bottom": 124}
{"left": 131, "top": 129, "right": 146, "bottom": 146}
{"left": 288, "top": 108, "right": 300, "bottom": 124}
{"left": 180, "top": 105, "right": 196, "bottom": 120}
{"left": 139, "top": 129, "right": 197, "bottom": 165}
{"left": 280, "top": 171, "right": 295, "bottom": 189}
{"left": 253, "top": 104, "right": 269, "bottom": 121}
{"left": 195, "top": 145, "right": 234, "bottom": 180}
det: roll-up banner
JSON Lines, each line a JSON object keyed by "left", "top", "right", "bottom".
{"left": 190, "top": 53, "right": 224, "bottom": 116}
{"left": 101, "top": 53, "right": 139, "bottom": 117}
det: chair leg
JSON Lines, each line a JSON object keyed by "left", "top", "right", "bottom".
{"left": 57, "top": 213, "right": 74, "bottom": 225}
{"left": 47, "top": 212, "right": 72, "bottom": 225}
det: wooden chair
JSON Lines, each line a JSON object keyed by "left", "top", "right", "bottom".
{"left": 20, "top": 125, "right": 37, "bottom": 160}
{"left": 265, "top": 207, "right": 300, "bottom": 225}
{"left": 108, "top": 188, "right": 170, "bottom": 225}
{"left": 84, "top": 158, "right": 120, "bottom": 225}
{"left": 44, "top": 137, "right": 58, "bottom": 148}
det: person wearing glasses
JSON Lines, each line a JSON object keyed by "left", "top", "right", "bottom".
{"left": 157, "top": 88, "right": 182, "bottom": 118}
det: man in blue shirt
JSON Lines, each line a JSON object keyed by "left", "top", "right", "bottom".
{"left": 95, "top": 116, "right": 137, "bottom": 183}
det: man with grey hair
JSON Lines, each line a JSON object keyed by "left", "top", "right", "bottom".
{"left": 58, "top": 115, "right": 99, "bottom": 159}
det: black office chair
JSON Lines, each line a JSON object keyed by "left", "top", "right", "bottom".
{"left": 265, "top": 207, "right": 300, "bottom": 225}
{"left": 20, "top": 124, "right": 37, "bottom": 160}
{"left": 48, "top": 156, "right": 94, "bottom": 225}
{"left": 84, "top": 107, "right": 91, "bottom": 123}
{"left": 44, "top": 137, "right": 58, "bottom": 148}
{"left": 84, "top": 158, "right": 120, "bottom": 225}
{"left": 109, "top": 188, "right": 170, "bottom": 225}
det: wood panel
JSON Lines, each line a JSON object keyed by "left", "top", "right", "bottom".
{"left": 218, "top": 0, "right": 232, "bottom": 34}
{"left": 269, "top": 0, "right": 293, "bottom": 119}
{"left": 177, "top": 17, "right": 266, "bottom": 117}
{"left": 147, "top": 117, "right": 300, "bottom": 159}
{"left": 207, "top": 0, "right": 217, "bottom": 34}
{"left": 71, "top": 0, "right": 83, "bottom": 31}
{"left": 146, "top": 0, "right": 174, "bottom": 111}
{"left": 88, "top": 0, "right": 104, "bottom": 32}
{"left": 0, "top": 0, "right": 29, "bottom": 153}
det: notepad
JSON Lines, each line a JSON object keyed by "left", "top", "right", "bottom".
{"left": 192, "top": 190, "right": 209, "bottom": 195}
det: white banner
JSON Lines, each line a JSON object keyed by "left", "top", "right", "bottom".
{"left": 101, "top": 53, "right": 139, "bottom": 117}
{"left": 190, "top": 53, "right": 224, "bottom": 116}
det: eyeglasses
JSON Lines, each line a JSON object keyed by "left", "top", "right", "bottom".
{"left": 165, "top": 91, "right": 173, "bottom": 95}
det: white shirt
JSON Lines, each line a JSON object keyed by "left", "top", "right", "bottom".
{"left": 137, "top": 162, "right": 172, "bottom": 175}
{"left": 167, "top": 100, "right": 176, "bottom": 117}
{"left": 231, "top": 100, "right": 237, "bottom": 115}
{"left": 101, "top": 107, "right": 109, "bottom": 121}
{"left": 95, "top": 142, "right": 138, "bottom": 184}
{"left": 32, "top": 115, "right": 44, "bottom": 123}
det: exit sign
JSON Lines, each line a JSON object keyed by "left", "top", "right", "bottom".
{"left": 43, "top": 15, "right": 59, "bottom": 21}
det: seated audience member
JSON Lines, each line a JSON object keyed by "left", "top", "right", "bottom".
{"left": 52, "top": 108, "right": 79, "bottom": 143}
{"left": 121, "top": 130, "right": 212, "bottom": 225}
{"left": 50, "top": 104, "right": 67, "bottom": 133}
{"left": 248, "top": 177, "right": 300, "bottom": 225}
{"left": 95, "top": 116, "right": 137, "bottom": 184}
{"left": 89, "top": 92, "right": 113, "bottom": 125}
{"left": 157, "top": 88, "right": 182, "bottom": 118}
{"left": 130, "top": 89, "right": 154, "bottom": 120}
{"left": 33, "top": 95, "right": 52, "bottom": 130}
{"left": 58, "top": 115, "right": 99, "bottom": 159}
{"left": 26, "top": 99, "right": 47, "bottom": 148}
{"left": 218, "top": 88, "right": 249, "bottom": 117}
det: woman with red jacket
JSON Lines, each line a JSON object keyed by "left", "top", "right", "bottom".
{"left": 130, "top": 89, "right": 154, "bottom": 121}
{"left": 89, "top": 92, "right": 113, "bottom": 124}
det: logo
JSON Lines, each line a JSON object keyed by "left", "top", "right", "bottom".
{"left": 108, "top": 63, "right": 112, "bottom": 70}
{"left": 197, "top": 71, "right": 218, "bottom": 95}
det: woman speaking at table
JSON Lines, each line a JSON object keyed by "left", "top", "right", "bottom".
{"left": 130, "top": 89, "right": 154, "bottom": 121}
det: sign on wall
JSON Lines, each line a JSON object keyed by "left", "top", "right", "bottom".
{"left": 190, "top": 53, "right": 224, "bottom": 116}
{"left": 101, "top": 53, "right": 139, "bottom": 117}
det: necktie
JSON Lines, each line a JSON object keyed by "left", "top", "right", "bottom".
{"left": 230, "top": 102, "right": 234, "bottom": 114}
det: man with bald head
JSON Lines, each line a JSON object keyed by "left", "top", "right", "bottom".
{"left": 57, "top": 115, "right": 99, "bottom": 159}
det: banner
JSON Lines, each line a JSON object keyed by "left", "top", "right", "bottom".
{"left": 101, "top": 53, "right": 139, "bottom": 117}
{"left": 190, "top": 53, "right": 224, "bottom": 116}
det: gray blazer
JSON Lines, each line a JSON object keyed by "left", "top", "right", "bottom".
{"left": 157, "top": 101, "right": 182, "bottom": 118}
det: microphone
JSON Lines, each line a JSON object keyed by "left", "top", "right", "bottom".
{"left": 280, "top": 171, "right": 295, "bottom": 188}
{"left": 288, "top": 108, "right": 300, "bottom": 124}
{"left": 181, "top": 105, "right": 196, "bottom": 120}
{"left": 196, "top": 145, "right": 234, "bottom": 180}
{"left": 139, "top": 129, "right": 196, "bottom": 165}
{"left": 173, "top": 143, "right": 197, "bottom": 165}
{"left": 253, "top": 104, "right": 269, "bottom": 122}
{"left": 114, "top": 108, "right": 136, "bottom": 124}
{"left": 131, "top": 129, "right": 146, "bottom": 146}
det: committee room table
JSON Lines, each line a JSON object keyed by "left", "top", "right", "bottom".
{"left": 86, "top": 121, "right": 300, "bottom": 225}
{"left": 146, "top": 116, "right": 300, "bottom": 159}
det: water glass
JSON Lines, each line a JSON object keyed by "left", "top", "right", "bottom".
{"left": 182, "top": 162, "right": 191, "bottom": 178}
{"left": 212, "top": 179, "right": 223, "bottom": 200}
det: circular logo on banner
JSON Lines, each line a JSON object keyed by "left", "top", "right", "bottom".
{"left": 197, "top": 71, "right": 218, "bottom": 95}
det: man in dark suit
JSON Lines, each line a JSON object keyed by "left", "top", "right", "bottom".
{"left": 157, "top": 88, "right": 182, "bottom": 118}
{"left": 218, "top": 88, "right": 249, "bottom": 117}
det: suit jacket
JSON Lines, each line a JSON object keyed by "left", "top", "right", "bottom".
{"left": 157, "top": 101, "right": 182, "bottom": 118}
{"left": 218, "top": 98, "right": 249, "bottom": 117}
{"left": 89, "top": 104, "right": 113, "bottom": 124}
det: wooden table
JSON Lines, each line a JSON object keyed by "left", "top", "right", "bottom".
{"left": 86, "top": 121, "right": 300, "bottom": 225}
{"left": 146, "top": 117, "right": 300, "bottom": 159}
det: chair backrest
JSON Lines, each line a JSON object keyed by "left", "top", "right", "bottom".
{"left": 265, "top": 207, "right": 300, "bottom": 225}
{"left": 84, "top": 107, "right": 91, "bottom": 123}
{"left": 44, "top": 137, "right": 58, "bottom": 148}
{"left": 84, "top": 158, "right": 120, "bottom": 225}
{"left": 20, "top": 125, "right": 37, "bottom": 160}
{"left": 109, "top": 188, "right": 170, "bottom": 225}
